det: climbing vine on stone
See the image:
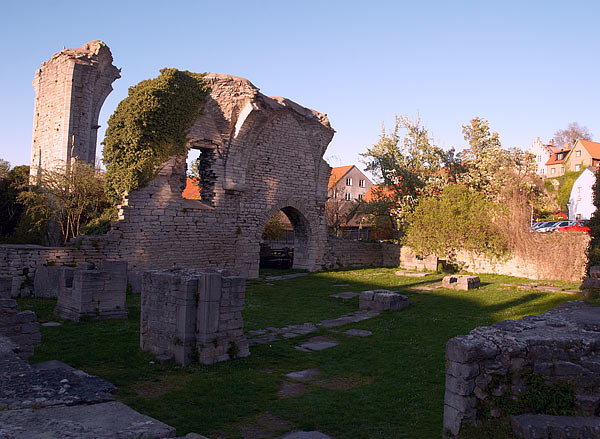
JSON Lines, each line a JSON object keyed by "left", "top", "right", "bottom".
{"left": 586, "top": 170, "right": 600, "bottom": 272}
{"left": 102, "top": 68, "right": 208, "bottom": 204}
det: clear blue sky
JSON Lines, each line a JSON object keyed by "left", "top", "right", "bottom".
{"left": 1, "top": 0, "right": 598, "bottom": 178}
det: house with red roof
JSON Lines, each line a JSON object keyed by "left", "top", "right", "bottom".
{"left": 545, "top": 145, "right": 572, "bottom": 177}
{"left": 328, "top": 165, "right": 373, "bottom": 201}
{"left": 564, "top": 139, "right": 600, "bottom": 173}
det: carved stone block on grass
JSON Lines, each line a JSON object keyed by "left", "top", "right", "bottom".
{"left": 359, "top": 290, "right": 409, "bottom": 312}
{"left": 54, "top": 261, "right": 128, "bottom": 321}
{"left": 442, "top": 275, "right": 480, "bottom": 291}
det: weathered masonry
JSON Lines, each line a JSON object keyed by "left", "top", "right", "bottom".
{"left": 30, "top": 41, "right": 120, "bottom": 181}
{"left": 88, "top": 73, "right": 334, "bottom": 279}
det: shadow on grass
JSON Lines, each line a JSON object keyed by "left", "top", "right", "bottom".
{"left": 16, "top": 267, "right": 580, "bottom": 439}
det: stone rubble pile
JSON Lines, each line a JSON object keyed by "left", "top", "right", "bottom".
{"left": 443, "top": 301, "right": 600, "bottom": 437}
{"left": 359, "top": 290, "right": 410, "bottom": 312}
{"left": 0, "top": 276, "right": 40, "bottom": 359}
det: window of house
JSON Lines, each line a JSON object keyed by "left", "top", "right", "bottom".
{"left": 551, "top": 168, "right": 556, "bottom": 174}
{"left": 345, "top": 192, "right": 351, "bottom": 201}
{"left": 359, "top": 179, "right": 365, "bottom": 187}
{"left": 576, "top": 150, "right": 582, "bottom": 157}
{"left": 577, "top": 187, "right": 582, "bottom": 201}
{"left": 346, "top": 177, "right": 352, "bottom": 186}
{"left": 358, "top": 194, "right": 363, "bottom": 200}
{"left": 575, "top": 164, "right": 581, "bottom": 171}
{"left": 541, "top": 168, "right": 545, "bottom": 175}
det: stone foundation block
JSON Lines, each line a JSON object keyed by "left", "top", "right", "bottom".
{"left": 140, "top": 269, "right": 249, "bottom": 366}
{"left": 442, "top": 275, "right": 480, "bottom": 290}
{"left": 54, "top": 261, "right": 128, "bottom": 321}
{"left": 359, "top": 290, "right": 409, "bottom": 312}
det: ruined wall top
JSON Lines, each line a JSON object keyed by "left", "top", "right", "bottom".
{"left": 201, "top": 72, "right": 332, "bottom": 131}
{"left": 40, "top": 40, "right": 119, "bottom": 73}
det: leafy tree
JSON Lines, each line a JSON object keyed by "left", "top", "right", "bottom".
{"left": 0, "top": 159, "right": 10, "bottom": 179}
{"left": 18, "top": 163, "right": 107, "bottom": 243}
{"left": 553, "top": 122, "right": 592, "bottom": 147}
{"left": 403, "top": 184, "right": 508, "bottom": 260}
{"left": 459, "top": 117, "right": 544, "bottom": 207}
{"left": 0, "top": 164, "right": 29, "bottom": 238}
{"left": 262, "top": 211, "right": 291, "bottom": 241}
{"left": 325, "top": 199, "right": 355, "bottom": 237}
{"left": 587, "top": 169, "right": 600, "bottom": 271}
{"left": 361, "top": 115, "right": 456, "bottom": 233}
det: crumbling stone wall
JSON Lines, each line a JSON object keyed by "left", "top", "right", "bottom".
{"left": 30, "top": 41, "right": 120, "bottom": 181}
{"left": 0, "top": 245, "right": 85, "bottom": 297}
{"left": 93, "top": 74, "right": 334, "bottom": 279}
{"left": 0, "top": 277, "right": 40, "bottom": 359}
{"left": 54, "top": 262, "right": 128, "bottom": 321}
{"left": 140, "top": 269, "right": 248, "bottom": 365}
{"left": 443, "top": 301, "right": 600, "bottom": 437}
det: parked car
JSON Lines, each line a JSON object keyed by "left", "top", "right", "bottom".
{"left": 530, "top": 221, "right": 550, "bottom": 231}
{"left": 547, "top": 220, "right": 575, "bottom": 232}
{"left": 535, "top": 221, "right": 561, "bottom": 232}
{"left": 556, "top": 219, "right": 590, "bottom": 233}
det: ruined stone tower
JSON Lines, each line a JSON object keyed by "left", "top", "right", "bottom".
{"left": 30, "top": 41, "right": 120, "bottom": 182}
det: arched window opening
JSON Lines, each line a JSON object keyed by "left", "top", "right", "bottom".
{"left": 182, "top": 147, "right": 217, "bottom": 205}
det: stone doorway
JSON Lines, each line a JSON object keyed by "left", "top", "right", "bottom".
{"left": 259, "top": 207, "right": 311, "bottom": 271}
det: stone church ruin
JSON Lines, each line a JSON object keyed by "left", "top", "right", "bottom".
{"left": 75, "top": 71, "right": 335, "bottom": 281}
{"left": 30, "top": 41, "right": 121, "bottom": 181}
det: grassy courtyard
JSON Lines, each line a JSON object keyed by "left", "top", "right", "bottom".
{"left": 17, "top": 268, "right": 581, "bottom": 438}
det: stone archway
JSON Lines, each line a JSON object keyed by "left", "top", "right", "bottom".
{"left": 279, "top": 206, "right": 311, "bottom": 270}
{"left": 256, "top": 203, "right": 314, "bottom": 275}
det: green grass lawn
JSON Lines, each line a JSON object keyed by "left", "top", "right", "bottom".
{"left": 17, "top": 268, "right": 581, "bottom": 438}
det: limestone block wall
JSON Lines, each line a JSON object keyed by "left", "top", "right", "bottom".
{"left": 140, "top": 269, "right": 249, "bottom": 365}
{"left": 400, "top": 236, "right": 588, "bottom": 282}
{"left": 327, "top": 239, "right": 400, "bottom": 268}
{"left": 443, "top": 302, "right": 600, "bottom": 437}
{"left": 0, "top": 245, "right": 86, "bottom": 297}
{"left": 399, "top": 246, "right": 439, "bottom": 271}
{"left": 30, "top": 41, "right": 120, "bottom": 181}
{"left": 54, "top": 261, "right": 128, "bottom": 321}
{"left": 0, "top": 277, "right": 40, "bottom": 360}
{"left": 83, "top": 74, "right": 335, "bottom": 279}
{"left": 454, "top": 239, "right": 587, "bottom": 282}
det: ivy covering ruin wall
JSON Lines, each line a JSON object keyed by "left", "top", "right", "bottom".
{"left": 102, "top": 68, "right": 208, "bottom": 204}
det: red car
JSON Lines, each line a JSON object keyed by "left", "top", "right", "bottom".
{"left": 556, "top": 219, "right": 590, "bottom": 233}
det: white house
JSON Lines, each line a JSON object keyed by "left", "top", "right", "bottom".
{"left": 568, "top": 167, "right": 597, "bottom": 220}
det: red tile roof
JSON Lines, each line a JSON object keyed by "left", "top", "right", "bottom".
{"left": 182, "top": 177, "right": 201, "bottom": 200}
{"left": 578, "top": 139, "right": 600, "bottom": 159}
{"left": 363, "top": 185, "right": 395, "bottom": 202}
{"left": 545, "top": 150, "right": 570, "bottom": 166}
{"left": 328, "top": 165, "right": 353, "bottom": 189}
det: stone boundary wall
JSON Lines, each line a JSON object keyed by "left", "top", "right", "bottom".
{"left": 0, "top": 243, "right": 112, "bottom": 297}
{"left": 399, "top": 246, "right": 439, "bottom": 271}
{"left": 327, "top": 239, "right": 400, "bottom": 269}
{"left": 400, "top": 234, "right": 588, "bottom": 283}
{"left": 443, "top": 302, "right": 600, "bottom": 437}
{"left": 454, "top": 244, "right": 587, "bottom": 283}
{"left": 0, "top": 245, "right": 83, "bottom": 297}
